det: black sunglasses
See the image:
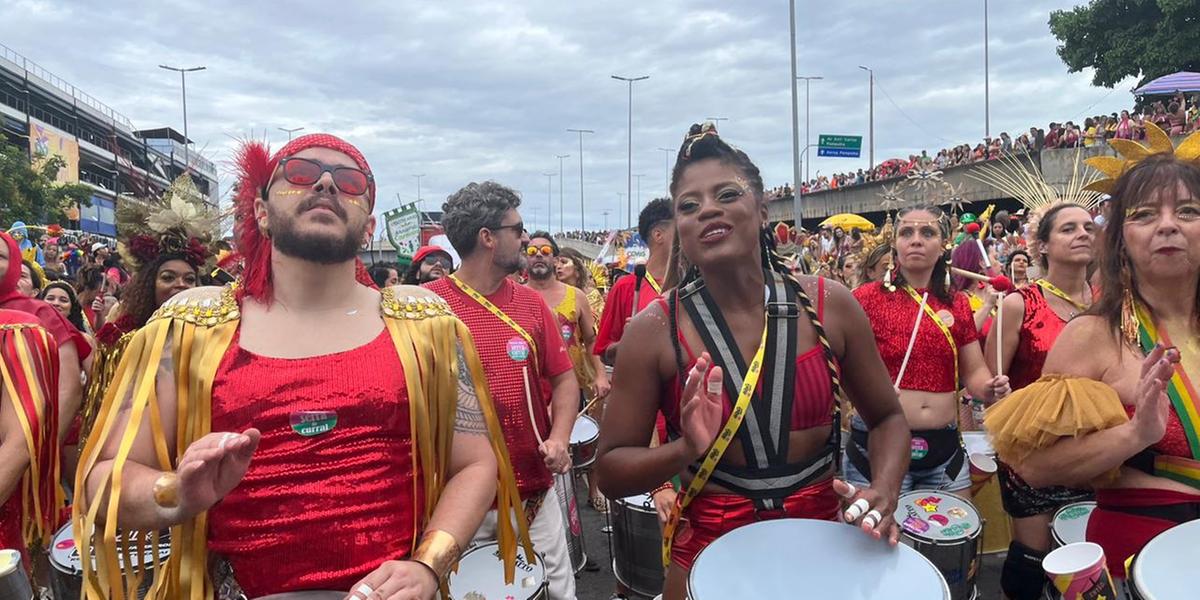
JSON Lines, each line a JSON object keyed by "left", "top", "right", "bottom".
{"left": 489, "top": 221, "right": 525, "bottom": 235}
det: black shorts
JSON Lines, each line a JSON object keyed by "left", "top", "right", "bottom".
{"left": 997, "top": 460, "right": 1092, "bottom": 518}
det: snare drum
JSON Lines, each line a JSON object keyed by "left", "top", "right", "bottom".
{"left": 610, "top": 493, "right": 664, "bottom": 598}
{"left": 895, "top": 491, "right": 982, "bottom": 600}
{"left": 1050, "top": 502, "right": 1095, "bottom": 549}
{"left": 1130, "top": 518, "right": 1200, "bottom": 600}
{"left": 48, "top": 523, "right": 171, "bottom": 600}
{"left": 569, "top": 414, "right": 600, "bottom": 470}
{"left": 0, "top": 548, "right": 33, "bottom": 600}
{"left": 688, "top": 519, "right": 949, "bottom": 599}
{"left": 552, "top": 471, "right": 586, "bottom": 574}
{"left": 449, "top": 542, "right": 547, "bottom": 600}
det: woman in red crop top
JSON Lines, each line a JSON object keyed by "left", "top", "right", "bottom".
{"left": 985, "top": 203, "right": 1097, "bottom": 600}
{"left": 987, "top": 148, "right": 1200, "bottom": 580}
{"left": 849, "top": 205, "right": 1011, "bottom": 498}
{"left": 595, "top": 123, "right": 910, "bottom": 600}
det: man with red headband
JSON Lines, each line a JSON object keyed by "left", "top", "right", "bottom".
{"left": 404, "top": 244, "right": 454, "bottom": 285}
{"left": 75, "top": 134, "right": 530, "bottom": 600}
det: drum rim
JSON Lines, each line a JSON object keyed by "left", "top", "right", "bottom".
{"left": 612, "top": 494, "right": 657, "bottom": 514}
{"left": 1048, "top": 501, "right": 1096, "bottom": 547}
{"left": 895, "top": 490, "right": 983, "bottom": 544}
{"left": 1129, "top": 517, "right": 1200, "bottom": 595}
{"left": 686, "top": 518, "right": 953, "bottom": 600}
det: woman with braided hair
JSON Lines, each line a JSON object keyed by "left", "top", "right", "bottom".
{"left": 595, "top": 123, "right": 910, "bottom": 600}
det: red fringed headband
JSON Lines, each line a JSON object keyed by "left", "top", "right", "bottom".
{"left": 233, "top": 133, "right": 378, "bottom": 303}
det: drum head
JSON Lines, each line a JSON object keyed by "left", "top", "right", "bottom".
{"left": 960, "top": 431, "right": 994, "bottom": 457}
{"left": 689, "top": 519, "right": 949, "bottom": 600}
{"left": 49, "top": 523, "right": 81, "bottom": 574}
{"left": 894, "top": 491, "right": 980, "bottom": 543}
{"left": 1050, "top": 502, "right": 1095, "bottom": 547}
{"left": 617, "top": 493, "right": 654, "bottom": 509}
{"left": 1132, "top": 518, "right": 1200, "bottom": 599}
{"left": 570, "top": 415, "right": 599, "bottom": 444}
{"left": 449, "top": 542, "right": 545, "bottom": 599}
{"left": 0, "top": 548, "right": 20, "bottom": 577}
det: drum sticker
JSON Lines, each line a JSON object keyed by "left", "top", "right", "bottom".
{"left": 290, "top": 411, "right": 338, "bottom": 437}
{"left": 568, "top": 496, "right": 582, "bottom": 536}
{"left": 911, "top": 437, "right": 929, "bottom": 461}
{"left": 507, "top": 337, "right": 530, "bottom": 361}
{"left": 936, "top": 309, "right": 955, "bottom": 327}
{"left": 929, "top": 514, "right": 949, "bottom": 527}
{"left": 902, "top": 516, "right": 930, "bottom": 535}
{"left": 940, "top": 523, "right": 973, "bottom": 537}
{"left": 947, "top": 507, "right": 968, "bottom": 520}
{"left": 560, "top": 323, "right": 574, "bottom": 342}
{"left": 1059, "top": 505, "right": 1090, "bottom": 520}
{"left": 915, "top": 495, "right": 942, "bottom": 513}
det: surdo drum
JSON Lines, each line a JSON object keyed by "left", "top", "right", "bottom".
{"left": 610, "top": 493, "right": 664, "bottom": 598}
{"left": 48, "top": 523, "right": 171, "bottom": 600}
{"left": 895, "top": 490, "right": 982, "bottom": 600}
{"left": 0, "top": 549, "right": 33, "bottom": 600}
{"left": 448, "top": 542, "right": 547, "bottom": 600}
{"left": 1129, "top": 518, "right": 1200, "bottom": 600}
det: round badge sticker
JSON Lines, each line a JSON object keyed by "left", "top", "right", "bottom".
{"left": 911, "top": 437, "right": 930, "bottom": 461}
{"left": 936, "top": 309, "right": 955, "bottom": 327}
{"left": 507, "top": 337, "right": 530, "bottom": 362}
{"left": 560, "top": 323, "right": 574, "bottom": 342}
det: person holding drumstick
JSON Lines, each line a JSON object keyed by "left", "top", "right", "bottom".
{"left": 988, "top": 124, "right": 1200, "bottom": 581}
{"left": 848, "top": 205, "right": 1011, "bottom": 498}
{"left": 985, "top": 202, "right": 1099, "bottom": 600}
{"left": 595, "top": 122, "right": 910, "bottom": 600}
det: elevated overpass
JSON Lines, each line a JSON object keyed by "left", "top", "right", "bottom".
{"left": 767, "top": 145, "right": 1118, "bottom": 226}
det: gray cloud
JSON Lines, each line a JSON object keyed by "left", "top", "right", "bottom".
{"left": 3, "top": 0, "right": 1136, "bottom": 231}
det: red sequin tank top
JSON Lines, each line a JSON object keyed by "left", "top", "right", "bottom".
{"left": 207, "top": 328, "right": 418, "bottom": 597}
{"left": 1008, "top": 285, "right": 1068, "bottom": 390}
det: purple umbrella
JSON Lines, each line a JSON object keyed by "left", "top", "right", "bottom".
{"left": 1133, "top": 71, "right": 1200, "bottom": 96}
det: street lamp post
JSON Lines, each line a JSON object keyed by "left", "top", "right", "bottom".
{"left": 705, "top": 116, "right": 729, "bottom": 132}
{"left": 278, "top": 126, "right": 304, "bottom": 141}
{"left": 612, "top": 74, "right": 649, "bottom": 230}
{"left": 858, "top": 65, "right": 875, "bottom": 171}
{"left": 657, "top": 147, "right": 672, "bottom": 196}
{"left": 601, "top": 209, "right": 611, "bottom": 231}
{"left": 633, "top": 174, "right": 645, "bottom": 214}
{"left": 616, "top": 193, "right": 624, "bottom": 231}
{"left": 984, "top": 0, "right": 990, "bottom": 139}
{"left": 567, "top": 129, "right": 594, "bottom": 231}
{"left": 412, "top": 174, "right": 426, "bottom": 210}
{"left": 543, "top": 173, "right": 556, "bottom": 232}
{"left": 158, "top": 64, "right": 206, "bottom": 172}
{"left": 796, "top": 143, "right": 818, "bottom": 230}
{"left": 556, "top": 154, "right": 570, "bottom": 233}
{"left": 788, "top": 0, "right": 802, "bottom": 232}
{"left": 796, "top": 76, "right": 823, "bottom": 183}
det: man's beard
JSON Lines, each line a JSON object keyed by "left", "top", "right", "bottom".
{"left": 494, "top": 251, "right": 526, "bottom": 275}
{"left": 418, "top": 266, "right": 446, "bottom": 284}
{"left": 528, "top": 261, "right": 554, "bottom": 280}
{"left": 270, "top": 204, "right": 362, "bottom": 265}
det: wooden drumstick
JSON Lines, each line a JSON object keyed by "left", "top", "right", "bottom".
{"left": 995, "top": 291, "right": 1005, "bottom": 376}
{"left": 523, "top": 366, "right": 547, "bottom": 446}
{"left": 951, "top": 267, "right": 990, "bottom": 283}
{"left": 894, "top": 291, "right": 928, "bottom": 391}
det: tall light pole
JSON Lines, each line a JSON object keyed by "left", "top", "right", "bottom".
{"left": 601, "top": 209, "right": 611, "bottom": 231}
{"left": 984, "top": 0, "right": 990, "bottom": 139}
{"left": 616, "top": 193, "right": 624, "bottom": 231}
{"left": 567, "top": 129, "right": 594, "bottom": 231}
{"left": 278, "top": 126, "right": 304, "bottom": 141}
{"left": 788, "top": 0, "right": 802, "bottom": 230}
{"left": 556, "top": 154, "right": 570, "bottom": 233}
{"left": 543, "top": 173, "right": 556, "bottom": 232}
{"left": 657, "top": 147, "right": 672, "bottom": 196}
{"left": 796, "top": 76, "right": 823, "bottom": 183}
{"left": 158, "top": 64, "right": 205, "bottom": 172}
{"left": 633, "top": 174, "right": 645, "bottom": 213}
{"left": 612, "top": 74, "right": 649, "bottom": 230}
{"left": 412, "top": 174, "right": 425, "bottom": 210}
{"left": 858, "top": 65, "right": 875, "bottom": 171}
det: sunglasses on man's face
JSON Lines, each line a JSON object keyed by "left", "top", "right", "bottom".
{"left": 525, "top": 245, "right": 556, "bottom": 257}
{"left": 278, "top": 157, "right": 373, "bottom": 196}
{"left": 421, "top": 256, "right": 452, "bottom": 269}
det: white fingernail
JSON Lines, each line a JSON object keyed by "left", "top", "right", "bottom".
{"left": 219, "top": 432, "right": 233, "bottom": 450}
{"left": 840, "top": 482, "right": 858, "bottom": 498}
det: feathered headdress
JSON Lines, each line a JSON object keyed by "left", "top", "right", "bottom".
{"left": 116, "top": 174, "right": 222, "bottom": 272}
{"left": 1082, "top": 120, "right": 1200, "bottom": 194}
{"left": 232, "top": 133, "right": 378, "bottom": 302}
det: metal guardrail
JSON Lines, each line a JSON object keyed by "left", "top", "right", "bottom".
{"left": 0, "top": 42, "right": 134, "bottom": 129}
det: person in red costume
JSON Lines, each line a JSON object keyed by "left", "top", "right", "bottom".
{"left": 426, "top": 182, "right": 580, "bottom": 600}
{"left": 0, "top": 232, "right": 87, "bottom": 442}
{"left": 0, "top": 309, "right": 60, "bottom": 573}
{"left": 848, "top": 205, "right": 1010, "bottom": 497}
{"left": 988, "top": 127, "right": 1200, "bottom": 580}
{"left": 75, "top": 134, "right": 531, "bottom": 600}
{"left": 595, "top": 123, "right": 910, "bottom": 600}
{"left": 986, "top": 203, "right": 1098, "bottom": 600}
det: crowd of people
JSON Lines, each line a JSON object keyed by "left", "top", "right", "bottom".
{"left": 0, "top": 117, "right": 1196, "bottom": 600}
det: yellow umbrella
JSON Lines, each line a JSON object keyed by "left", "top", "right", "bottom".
{"left": 819, "top": 213, "right": 874, "bottom": 232}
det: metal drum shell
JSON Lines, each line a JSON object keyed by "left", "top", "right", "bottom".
{"left": 610, "top": 494, "right": 664, "bottom": 598}
{"left": 895, "top": 491, "right": 983, "bottom": 600}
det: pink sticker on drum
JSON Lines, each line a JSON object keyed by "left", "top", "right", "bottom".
{"left": 911, "top": 437, "right": 929, "bottom": 460}
{"left": 55, "top": 537, "right": 75, "bottom": 551}
{"left": 902, "top": 516, "right": 929, "bottom": 534}
{"left": 929, "top": 514, "right": 949, "bottom": 527}
{"left": 568, "top": 497, "right": 581, "bottom": 536}
{"left": 915, "top": 495, "right": 942, "bottom": 513}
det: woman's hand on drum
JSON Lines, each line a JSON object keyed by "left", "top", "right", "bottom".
{"left": 680, "top": 353, "right": 724, "bottom": 461}
{"left": 1131, "top": 345, "right": 1178, "bottom": 447}
{"left": 833, "top": 479, "right": 900, "bottom": 546}
{"left": 346, "top": 560, "right": 438, "bottom": 600}
{"left": 652, "top": 487, "right": 678, "bottom": 525}
{"left": 172, "top": 429, "right": 260, "bottom": 521}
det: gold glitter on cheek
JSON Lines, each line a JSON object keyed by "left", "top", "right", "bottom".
{"left": 345, "top": 196, "right": 370, "bottom": 212}
{"left": 276, "top": 189, "right": 305, "bottom": 197}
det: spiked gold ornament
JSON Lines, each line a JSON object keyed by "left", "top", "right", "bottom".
{"left": 1083, "top": 121, "right": 1200, "bottom": 194}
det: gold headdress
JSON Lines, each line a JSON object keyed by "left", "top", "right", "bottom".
{"left": 1083, "top": 121, "right": 1200, "bottom": 194}
{"left": 115, "top": 174, "right": 224, "bottom": 272}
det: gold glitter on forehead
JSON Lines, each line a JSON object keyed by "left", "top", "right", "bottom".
{"left": 896, "top": 218, "right": 942, "bottom": 228}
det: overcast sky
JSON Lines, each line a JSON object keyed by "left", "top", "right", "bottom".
{"left": 4, "top": 0, "right": 1137, "bottom": 231}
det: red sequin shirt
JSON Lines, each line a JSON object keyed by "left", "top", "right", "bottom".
{"left": 426, "top": 278, "right": 574, "bottom": 498}
{"left": 853, "top": 281, "right": 979, "bottom": 393}
{"left": 207, "top": 328, "right": 419, "bottom": 597}
{"left": 1008, "top": 285, "right": 1067, "bottom": 391}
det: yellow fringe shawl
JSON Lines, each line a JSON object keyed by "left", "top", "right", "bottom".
{"left": 73, "top": 286, "right": 532, "bottom": 600}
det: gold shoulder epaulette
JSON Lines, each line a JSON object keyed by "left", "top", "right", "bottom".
{"left": 381, "top": 287, "right": 455, "bottom": 320}
{"left": 151, "top": 285, "right": 240, "bottom": 326}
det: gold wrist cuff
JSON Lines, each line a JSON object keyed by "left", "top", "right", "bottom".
{"left": 412, "top": 529, "right": 461, "bottom": 580}
{"left": 153, "top": 471, "right": 179, "bottom": 508}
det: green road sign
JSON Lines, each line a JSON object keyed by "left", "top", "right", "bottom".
{"left": 818, "top": 135, "right": 862, "bottom": 149}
